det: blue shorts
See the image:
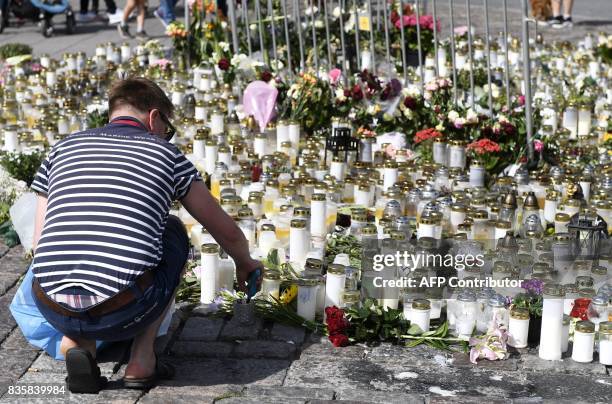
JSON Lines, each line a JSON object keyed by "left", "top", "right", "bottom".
{"left": 34, "top": 216, "right": 189, "bottom": 342}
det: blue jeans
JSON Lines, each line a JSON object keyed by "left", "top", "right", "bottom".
{"left": 34, "top": 216, "right": 189, "bottom": 342}
{"left": 158, "top": 0, "right": 177, "bottom": 23}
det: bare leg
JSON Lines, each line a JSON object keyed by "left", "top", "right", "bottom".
{"left": 550, "top": 0, "right": 561, "bottom": 16}
{"left": 60, "top": 336, "right": 96, "bottom": 359}
{"left": 122, "top": 0, "right": 137, "bottom": 24}
{"left": 562, "top": 0, "right": 574, "bottom": 16}
{"left": 123, "top": 298, "right": 174, "bottom": 379}
{"left": 136, "top": 0, "right": 146, "bottom": 32}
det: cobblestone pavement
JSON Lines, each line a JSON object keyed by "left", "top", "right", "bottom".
{"left": 0, "top": 244, "right": 611, "bottom": 403}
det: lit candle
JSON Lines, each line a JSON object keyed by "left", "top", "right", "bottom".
{"left": 210, "top": 110, "right": 225, "bottom": 135}
{"left": 508, "top": 307, "right": 529, "bottom": 348}
{"left": 562, "top": 104, "right": 578, "bottom": 139}
{"left": 289, "top": 219, "right": 309, "bottom": 269}
{"left": 572, "top": 320, "right": 595, "bottom": 363}
{"left": 297, "top": 277, "right": 318, "bottom": 321}
{"left": 288, "top": 121, "right": 300, "bottom": 149}
{"left": 310, "top": 194, "right": 327, "bottom": 239}
{"left": 324, "top": 264, "right": 346, "bottom": 313}
{"left": 261, "top": 271, "right": 281, "bottom": 300}
{"left": 599, "top": 322, "right": 612, "bottom": 365}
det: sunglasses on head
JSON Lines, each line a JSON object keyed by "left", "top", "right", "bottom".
{"left": 158, "top": 112, "right": 176, "bottom": 141}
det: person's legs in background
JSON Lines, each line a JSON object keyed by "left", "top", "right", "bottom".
{"left": 154, "top": 0, "right": 177, "bottom": 27}
{"left": 547, "top": 0, "right": 563, "bottom": 27}
{"left": 561, "top": 0, "right": 574, "bottom": 27}
{"left": 105, "top": 0, "right": 123, "bottom": 24}
{"left": 134, "top": 0, "right": 147, "bottom": 38}
{"left": 118, "top": 0, "right": 137, "bottom": 37}
{"left": 77, "top": 0, "right": 97, "bottom": 22}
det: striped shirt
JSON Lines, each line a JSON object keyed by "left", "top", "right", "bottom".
{"left": 31, "top": 117, "right": 201, "bottom": 303}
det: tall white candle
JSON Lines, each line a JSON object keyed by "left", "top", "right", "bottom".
{"left": 577, "top": 108, "right": 591, "bottom": 137}
{"left": 330, "top": 160, "right": 346, "bottom": 181}
{"left": 210, "top": 112, "right": 224, "bottom": 135}
{"left": 204, "top": 142, "right": 218, "bottom": 175}
{"left": 288, "top": 122, "right": 300, "bottom": 148}
{"left": 200, "top": 243, "right": 220, "bottom": 304}
{"left": 297, "top": 278, "right": 318, "bottom": 321}
{"left": 310, "top": 194, "right": 327, "bottom": 238}
{"left": 508, "top": 308, "right": 529, "bottom": 348}
{"left": 193, "top": 138, "right": 205, "bottom": 160}
{"left": 599, "top": 323, "right": 612, "bottom": 365}
{"left": 289, "top": 220, "right": 309, "bottom": 268}
{"left": 538, "top": 285, "right": 565, "bottom": 360}
{"left": 383, "top": 163, "right": 398, "bottom": 191}
{"left": 3, "top": 128, "right": 19, "bottom": 152}
{"left": 324, "top": 264, "right": 346, "bottom": 312}
{"left": 276, "top": 121, "right": 289, "bottom": 151}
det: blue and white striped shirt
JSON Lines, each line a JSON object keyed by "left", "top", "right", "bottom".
{"left": 31, "top": 117, "right": 201, "bottom": 301}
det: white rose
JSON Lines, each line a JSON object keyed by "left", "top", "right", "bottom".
{"left": 315, "top": 20, "right": 324, "bottom": 29}
{"left": 403, "top": 108, "right": 414, "bottom": 119}
{"left": 448, "top": 110, "right": 459, "bottom": 121}
{"left": 333, "top": 7, "right": 341, "bottom": 19}
{"left": 335, "top": 88, "right": 346, "bottom": 101}
{"left": 466, "top": 108, "right": 478, "bottom": 123}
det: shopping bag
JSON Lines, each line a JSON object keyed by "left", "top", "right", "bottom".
{"left": 10, "top": 265, "right": 175, "bottom": 360}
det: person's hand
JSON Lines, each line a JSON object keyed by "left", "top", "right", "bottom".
{"left": 235, "top": 257, "right": 263, "bottom": 293}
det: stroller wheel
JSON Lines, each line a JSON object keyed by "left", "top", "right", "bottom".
{"left": 0, "top": 9, "right": 6, "bottom": 34}
{"left": 66, "top": 12, "right": 75, "bottom": 35}
{"left": 41, "top": 19, "right": 53, "bottom": 37}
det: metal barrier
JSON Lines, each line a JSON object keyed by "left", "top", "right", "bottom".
{"left": 196, "top": 0, "right": 540, "bottom": 157}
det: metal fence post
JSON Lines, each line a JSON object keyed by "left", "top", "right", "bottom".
{"left": 367, "top": 0, "right": 377, "bottom": 73}
{"left": 244, "top": 0, "right": 253, "bottom": 57}
{"left": 465, "top": 0, "right": 475, "bottom": 108}
{"left": 398, "top": 0, "right": 408, "bottom": 83}
{"left": 448, "top": 0, "right": 457, "bottom": 105}
{"left": 295, "top": 0, "right": 306, "bottom": 70}
{"left": 520, "top": 0, "right": 534, "bottom": 161}
{"left": 311, "top": 0, "right": 320, "bottom": 73}
{"left": 353, "top": 0, "right": 361, "bottom": 71}
{"left": 267, "top": 0, "right": 278, "bottom": 67}
{"left": 502, "top": 0, "right": 511, "bottom": 111}
{"left": 484, "top": 0, "right": 493, "bottom": 115}
{"left": 415, "top": 0, "right": 424, "bottom": 92}
{"left": 432, "top": 0, "right": 439, "bottom": 76}
{"left": 281, "top": 0, "right": 293, "bottom": 76}
{"left": 228, "top": 0, "right": 239, "bottom": 54}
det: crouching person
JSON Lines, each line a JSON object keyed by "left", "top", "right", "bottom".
{"left": 29, "top": 78, "right": 262, "bottom": 393}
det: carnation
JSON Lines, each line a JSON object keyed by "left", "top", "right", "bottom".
{"left": 218, "top": 58, "right": 231, "bottom": 71}
{"left": 467, "top": 138, "right": 501, "bottom": 154}
{"left": 414, "top": 128, "right": 443, "bottom": 144}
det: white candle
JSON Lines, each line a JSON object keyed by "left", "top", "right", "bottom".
{"left": 538, "top": 285, "right": 565, "bottom": 360}
{"left": 254, "top": 135, "right": 267, "bottom": 158}
{"left": 200, "top": 243, "right": 220, "bottom": 304}
{"left": 218, "top": 259, "right": 235, "bottom": 291}
{"left": 276, "top": 121, "right": 289, "bottom": 151}
{"left": 469, "top": 163, "right": 485, "bottom": 187}
{"left": 310, "top": 194, "right": 327, "bottom": 238}
{"left": 204, "top": 143, "right": 218, "bottom": 175}
{"left": 544, "top": 198, "right": 557, "bottom": 224}
{"left": 193, "top": 139, "right": 205, "bottom": 160}
{"left": 411, "top": 299, "right": 431, "bottom": 333}
{"left": 433, "top": 140, "right": 448, "bottom": 166}
{"left": 561, "top": 315, "right": 570, "bottom": 353}
{"left": 324, "top": 264, "right": 346, "bottom": 312}
{"left": 577, "top": 108, "right": 591, "bottom": 137}
{"left": 383, "top": 164, "right": 398, "bottom": 191}
{"left": 599, "top": 325, "right": 612, "bottom": 365}
{"left": 210, "top": 112, "right": 224, "bottom": 135}
{"left": 330, "top": 161, "right": 346, "bottom": 181}
{"left": 508, "top": 309, "right": 529, "bottom": 348}
{"left": 572, "top": 321, "right": 595, "bottom": 363}
{"left": 289, "top": 220, "right": 309, "bottom": 268}
{"left": 288, "top": 123, "right": 301, "bottom": 148}
{"left": 195, "top": 105, "right": 207, "bottom": 121}
{"left": 563, "top": 106, "right": 578, "bottom": 139}
{"left": 448, "top": 144, "right": 466, "bottom": 168}
{"left": 3, "top": 128, "right": 19, "bottom": 152}
{"left": 360, "top": 49, "right": 372, "bottom": 71}
{"left": 297, "top": 279, "right": 318, "bottom": 321}
{"left": 121, "top": 44, "right": 131, "bottom": 62}
{"left": 46, "top": 71, "right": 56, "bottom": 87}
{"left": 261, "top": 272, "right": 281, "bottom": 300}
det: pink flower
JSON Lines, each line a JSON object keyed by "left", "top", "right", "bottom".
{"left": 384, "top": 144, "right": 397, "bottom": 158}
{"left": 534, "top": 139, "right": 544, "bottom": 152}
{"left": 454, "top": 26, "right": 469, "bottom": 36}
{"left": 518, "top": 95, "right": 525, "bottom": 106}
{"left": 394, "top": 14, "right": 417, "bottom": 29}
{"left": 328, "top": 68, "right": 342, "bottom": 84}
{"left": 151, "top": 58, "right": 171, "bottom": 68}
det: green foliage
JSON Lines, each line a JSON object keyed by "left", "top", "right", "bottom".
{"left": 512, "top": 293, "right": 543, "bottom": 318}
{"left": 0, "top": 221, "right": 20, "bottom": 247}
{"left": 87, "top": 110, "right": 109, "bottom": 129}
{"left": 0, "top": 43, "right": 33, "bottom": 60}
{"left": 344, "top": 298, "right": 411, "bottom": 344}
{"left": 325, "top": 233, "right": 363, "bottom": 269}
{"left": 0, "top": 151, "right": 46, "bottom": 187}
{"left": 403, "top": 320, "right": 468, "bottom": 352}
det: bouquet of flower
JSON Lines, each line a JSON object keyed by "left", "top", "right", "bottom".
{"left": 282, "top": 72, "right": 333, "bottom": 135}
{"left": 213, "top": 42, "right": 236, "bottom": 85}
{"left": 390, "top": 3, "right": 438, "bottom": 60}
{"left": 412, "top": 127, "right": 442, "bottom": 161}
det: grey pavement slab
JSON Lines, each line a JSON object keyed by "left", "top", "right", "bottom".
{"left": 0, "top": 349, "right": 42, "bottom": 381}
{"left": 171, "top": 340, "right": 235, "bottom": 358}
{"left": 0, "top": 328, "right": 40, "bottom": 352}
{"left": 142, "top": 383, "right": 244, "bottom": 403}
{"left": 233, "top": 340, "right": 297, "bottom": 360}
{"left": 244, "top": 385, "right": 336, "bottom": 401}
{"left": 0, "top": 273, "right": 21, "bottom": 297}
{"left": 178, "top": 316, "right": 225, "bottom": 342}
{"left": 270, "top": 323, "right": 306, "bottom": 345}
{"left": 219, "top": 318, "right": 263, "bottom": 341}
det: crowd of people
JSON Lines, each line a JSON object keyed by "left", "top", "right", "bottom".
{"left": 75, "top": 0, "right": 179, "bottom": 39}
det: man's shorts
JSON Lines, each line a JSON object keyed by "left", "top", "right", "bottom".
{"left": 34, "top": 215, "right": 189, "bottom": 342}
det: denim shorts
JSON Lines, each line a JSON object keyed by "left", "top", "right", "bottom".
{"left": 34, "top": 215, "right": 189, "bottom": 342}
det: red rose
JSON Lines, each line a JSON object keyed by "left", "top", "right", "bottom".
{"left": 329, "top": 333, "right": 349, "bottom": 347}
{"left": 351, "top": 84, "right": 363, "bottom": 101}
{"left": 218, "top": 58, "right": 230, "bottom": 71}
{"left": 403, "top": 96, "right": 417, "bottom": 110}
{"left": 261, "top": 70, "right": 273, "bottom": 82}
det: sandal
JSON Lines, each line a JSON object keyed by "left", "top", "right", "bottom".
{"left": 65, "top": 348, "right": 108, "bottom": 394}
{"left": 123, "top": 355, "right": 175, "bottom": 390}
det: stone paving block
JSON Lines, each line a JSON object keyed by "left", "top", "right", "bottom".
{"left": 171, "top": 341, "right": 234, "bottom": 358}
{"left": 452, "top": 352, "right": 519, "bottom": 371}
{"left": 0, "top": 242, "right": 9, "bottom": 258}
{"left": 526, "top": 372, "right": 612, "bottom": 402}
{"left": 285, "top": 355, "right": 534, "bottom": 398}
{"left": 178, "top": 317, "right": 224, "bottom": 342}
{"left": 1, "top": 328, "right": 41, "bottom": 351}
{"left": 0, "top": 326, "right": 15, "bottom": 345}
{"left": 367, "top": 344, "right": 453, "bottom": 366}
{"left": 0, "top": 349, "right": 40, "bottom": 381}
{"left": 429, "top": 397, "right": 509, "bottom": 404}
{"left": 245, "top": 385, "right": 336, "bottom": 401}
{"left": 0, "top": 296, "right": 18, "bottom": 330}
{"left": 142, "top": 383, "right": 243, "bottom": 403}
{"left": 160, "top": 358, "right": 290, "bottom": 387}
{"left": 219, "top": 318, "right": 262, "bottom": 341}
{"left": 520, "top": 354, "right": 608, "bottom": 376}
{"left": 216, "top": 398, "right": 293, "bottom": 404}
{"left": 0, "top": 273, "right": 20, "bottom": 296}
{"left": 299, "top": 340, "right": 367, "bottom": 360}
{"left": 0, "top": 248, "right": 29, "bottom": 275}
{"left": 335, "top": 389, "right": 425, "bottom": 404}
{"left": 28, "top": 352, "right": 117, "bottom": 377}
{"left": 0, "top": 376, "right": 14, "bottom": 397}
{"left": 270, "top": 323, "right": 306, "bottom": 345}
{"left": 233, "top": 340, "right": 297, "bottom": 359}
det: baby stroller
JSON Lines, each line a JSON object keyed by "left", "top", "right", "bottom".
{"left": 0, "top": 0, "right": 75, "bottom": 37}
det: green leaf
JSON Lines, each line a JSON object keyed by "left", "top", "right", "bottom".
{"left": 406, "top": 323, "right": 424, "bottom": 336}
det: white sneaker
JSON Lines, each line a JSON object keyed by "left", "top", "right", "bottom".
{"left": 107, "top": 9, "right": 123, "bottom": 25}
